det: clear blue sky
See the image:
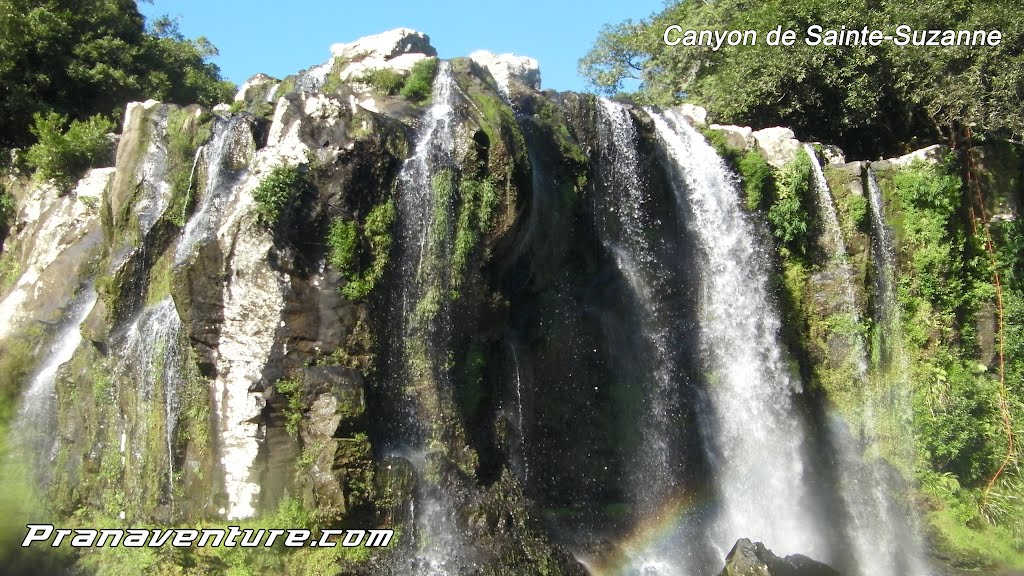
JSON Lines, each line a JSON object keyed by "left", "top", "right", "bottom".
{"left": 138, "top": 0, "right": 664, "bottom": 93}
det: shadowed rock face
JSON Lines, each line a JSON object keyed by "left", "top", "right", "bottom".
{"left": 719, "top": 539, "right": 843, "bottom": 576}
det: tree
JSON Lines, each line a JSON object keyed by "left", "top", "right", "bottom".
{"left": 580, "top": 0, "right": 1024, "bottom": 158}
{"left": 0, "top": 0, "right": 234, "bottom": 150}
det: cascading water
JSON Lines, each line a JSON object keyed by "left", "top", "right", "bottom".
{"left": 824, "top": 167, "right": 930, "bottom": 576}
{"left": 176, "top": 116, "right": 252, "bottom": 263}
{"left": 595, "top": 99, "right": 691, "bottom": 575}
{"left": 387, "top": 61, "right": 469, "bottom": 575}
{"left": 507, "top": 340, "right": 529, "bottom": 484}
{"left": 866, "top": 168, "right": 903, "bottom": 365}
{"left": 803, "top": 154, "right": 927, "bottom": 575}
{"left": 13, "top": 287, "right": 97, "bottom": 475}
{"left": 114, "top": 297, "right": 187, "bottom": 498}
{"left": 804, "top": 144, "right": 868, "bottom": 378}
{"left": 650, "top": 110, "right": 828, "bottom": 562}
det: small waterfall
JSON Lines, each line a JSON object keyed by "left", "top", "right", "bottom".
{"left": 388, "top": 62, "right": 469, "bottom": 574}
{"left": 508, "top": 341, "right": 529, "bottom": 484}
{"left": 650, "top": 110, "right": 827, "bottom": 561}
{"left": 595, "top": 99, "right": 690, "bottom": 575}
{"left": 176, "top": 117, "right": 251, "bottom": 264}
{"left": 14, "top": 287, "right": 97, "bottom": 474}
{"left": 828, "top": 167, "right": 930, "bottom": 576}
{"left": 115, "top": 297, "right": 186, "bottom": 498}
{"left": 804, "top": 144, "right": 868, "bottom": 378}
{"left": 866, "top": 168, "right": 902, "bottom": 361}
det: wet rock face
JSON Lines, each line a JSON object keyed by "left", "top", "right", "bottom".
{"left": 719, "top": 539, "right": 843, "bottom": 576}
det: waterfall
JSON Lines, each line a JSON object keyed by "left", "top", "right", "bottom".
{"left": 13, "top": 287, "right": 97, "bottom": 475}
{"left": 827, "top": 167, "right": 930, "bottom": 576}
{"left": 388, "top": 61, "right": 469, "bottom": 575}
{"left": 804, "top": 144, "right": 868, "bottom": 378}
{"left": 595, "top": 99, "right": 691, "bottom": 575}
{"left": 650, "top": 110, "right": 828, "bottom": 562}
{"left": 508, "top": 341, "right": 529, "bottom": 484}
{"left": 115, "top": 297, "right": 186, "bottom": 498}
{"left": 866, "top": 168, "right": 902, "bottom": 362}
{"left": 176, "top": 116, "right": 251, "bottom": 264}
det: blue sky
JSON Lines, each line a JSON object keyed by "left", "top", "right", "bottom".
{"left": 138, "top": 0, "right": 664, "bottom": 93}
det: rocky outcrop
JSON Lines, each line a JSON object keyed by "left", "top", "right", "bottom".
{"left": 719, "top": 539, "right": 843, "bottom": 576}
{"left": 469, "top": 50, "right": 541, "bottom": 97}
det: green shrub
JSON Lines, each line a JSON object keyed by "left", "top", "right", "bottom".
{"left": 0, "top": 184, "right": 14, "bottom": 236}
{"left": 738, "top": 149, "right": 773, "bottom": 211}
{"left": 356, "top": 68, "right": 405, "bottom": 96}
{"left": 767, "top": 147, "right": 814, "bottom": 256}
{"left": 399, "top": 57, "right": 439, "bottom": 103}
{"left": 843, "top": 192, "right": 868, "bottom": 230}
{"left": 275, "top": 378, "right": 304, "bottom": 438}
{"left": 25, "top": 112, "right": 114, "bottom": 192}
{"left": 340, "top": 199, "right": 395, "bottom": 301}
{"left": 327, "top": 219, "right": 358, "bottom": 275}
{"left": 252, "top": 164, "right": 312, "bottom": 230}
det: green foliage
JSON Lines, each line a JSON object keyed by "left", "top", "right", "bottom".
{"left": 581, "top": 0, "right": 1024, "bottom": 157}
{"left": 737, "top": 149, "right": 774, "bottom": 212}
{"left": 0, "top": 2, "right": 234, "bottom": 150}
{"left": 843, "top": 191, "right": 868, "bottom": 230}
{"left": 890, "top": 160, "right": 970, "bottom": 309}
{"left": 767, "top": 148, "right": 814, "bottom": 256}
{"left": 0, "top": 182, "right": 14, "bottom": 238}
{"left": 335, "top": 199, "right": 396, "bottom": 301}
{"left": 353, "top": 58, "right": 438, "bottom": 104}
{"left": 399, "top": 57, "right": 439, "bottom": 103}
{"left": 356, "top": 68, "right": 405, "bottom": 95}
{"left": 25, "top": 112, "right": 113, "bottom": 191}
{"left": 327, "top": 219, "right": 358, "bottom": 276}
{"left": 275, "top": 377, "right": 304, "bottom": 439}
{"left": 252, "top": 164, "right": 313, "bottom": 230}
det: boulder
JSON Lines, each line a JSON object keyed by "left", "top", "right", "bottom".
{"left": 329, "top": 28, "right": 436, "bottom": 61}
{"left": 234, "top": 73, "right": 278, "bottom": 103}
{"left": 709, "top": 124, "right": 755, "bottom": 151}
{"left": 753, "top": 127, "right": 802, "bottom": 168}
{"left": 889, "top": 144, "right": 948, "bottom": 167}
{"left": 719, "top": 539, "right": 843, "bottom": 576}
{"left": 677, "top": 103, "right": 708, "bottom": 126}
{"left": 469, "top": 50, "right": 541, "bottom": 96}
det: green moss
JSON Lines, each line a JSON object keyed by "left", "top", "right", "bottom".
{"left": 844, "top": 192, "right": 868, "bottom": 230}
{"left": 456, "top": 343, "right": 487, "bottom": 421}
{"left": 277, "top": 75, "right": 297, "bottom": 97}
{"left": 143, "top": 250, "right": 174, "bottom": 308}
{"left": 320, "top": 56, "right": 351, "bottom": 94}
{"left": 0, "top": 246, "right": 20, "bottom": 291}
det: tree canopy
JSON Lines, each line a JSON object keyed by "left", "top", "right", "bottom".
{"left": 580, "top": 0, "right": 1024, "bottom": 157}
{"left": 0, "top": 0, "right": 235, "bottom": 150}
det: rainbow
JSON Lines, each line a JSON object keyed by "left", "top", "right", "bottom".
{"left": 574, "top": 490, "right": 718, "bottom": 576}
